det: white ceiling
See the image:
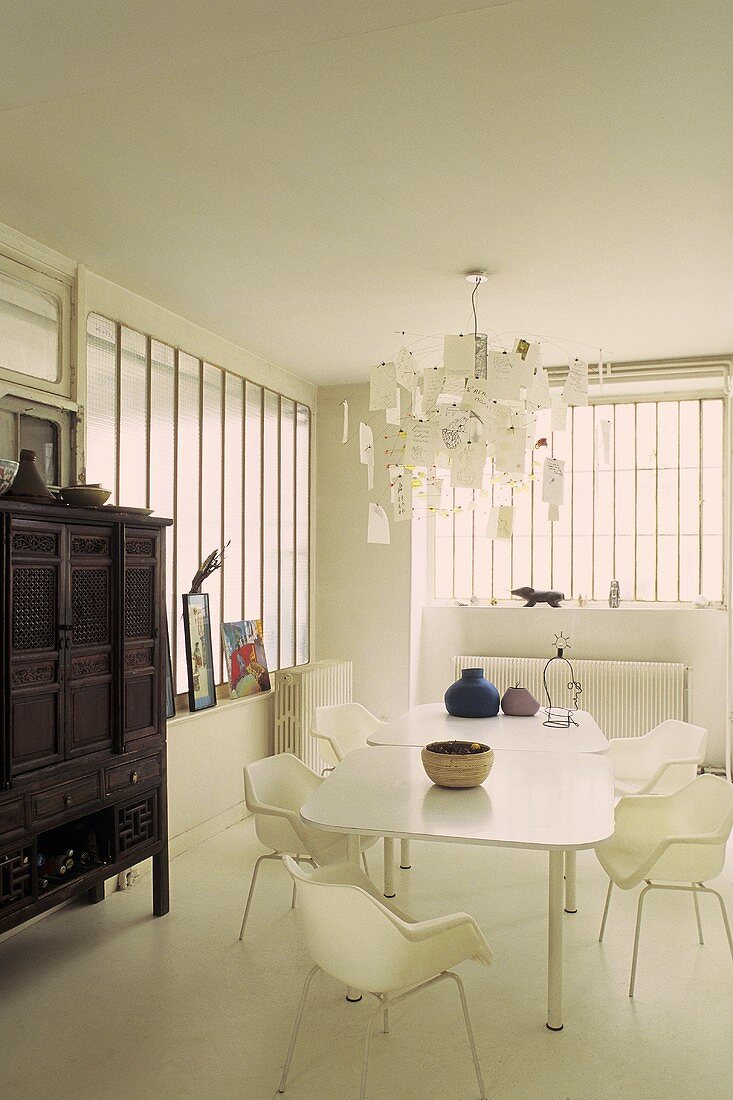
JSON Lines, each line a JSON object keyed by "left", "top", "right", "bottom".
{"left": 0, "top": 0, "right": 731, "bottom": 383}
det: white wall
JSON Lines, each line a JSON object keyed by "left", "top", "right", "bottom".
{"left": 315, "top": 383, "right": 412, "bottom": 721}
{"left": 418, "top": 605, "right": 727, "bottom": 767}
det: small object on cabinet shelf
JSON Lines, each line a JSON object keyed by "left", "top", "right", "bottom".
{"left": 511, "top": 586, "right": 564, "bottom": 608}
{"left": 501, "top": 684, "right": 540, "bottom": 716}
{"left": 3, "top": 449, "right": 55, "bottom": 503}
{"left": 421, "top": 740, "right": 494, "bottom": 788}
{"left": 182, "top": 592, "right": 217, "bottom": 712}
{"left": 542, "top": 633, "right": 582, "bottom": 728}
{"left": 59, "top": 482, "right": 111, "bottom": 508}
{"left": 0, "top": 458, "right": 19, "bottom": 496}
{"left": 445, "top": 667, "right": 499, "bottom": 718}
{"left": 609, "top": 580, "right": 620, "bottom": 608}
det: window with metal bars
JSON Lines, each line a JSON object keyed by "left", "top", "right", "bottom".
{"left": 86, "top": 313, "right": 311, "bottom": 694}
{"left": 433, "top": 397, "right": 725, "bottom": 605}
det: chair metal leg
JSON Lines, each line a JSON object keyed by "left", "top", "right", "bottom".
{"left": 383, "top": 837, "right": 396, "bottom": 898}
{"left": 692, "top": 883, "right": 704, "bottom": 944}
{"left": 382, "top": 994, "right": 390, "bottom": 1035}
{"left": 706, "top": 885, "right": 733, "bottom": 963}
{"left": 362, "top": 852, "right": 369, "bottom": 875}
{"left": 278, "top": 965, "right": 320, "bottom": 1093}
{"left": 291, "top": 879, "right": 297, "bottom": 909}
{"left": 599, "top": 878, "right": 613, "bottom": 942}
{"left": 360, "top": 998, "right": 383, "bottom": 1100}
{"left": 629, "top": 881, "right": 653, "bottom": 998}
{"left": 239, "top": 852, "right": 281, "bottom": 940}
{"left": 446, "top": 971, "right": 488, "bottom": 1100}
{"left": 400, "top": 839, "right": 412, "bottom": 869}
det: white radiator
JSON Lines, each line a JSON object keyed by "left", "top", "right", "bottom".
{"left": 273, "top": 660, "right": 353, "bottom": 772}
{"left": 452, "top": 656, "right": 689, "bottom": 741}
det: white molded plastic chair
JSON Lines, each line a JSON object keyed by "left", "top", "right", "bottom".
{"left": 312, "top": 702, "right": 411, "bottom": 893}
{"left": 596, "top": 773, "right": 733, "bottom": 996}
{"left": 239, "top": 754, "right": 378, "bottom": 939}
{"left": 311, "top": 702, "right": 388, "bottom": 769}
{"left": 278, "top": 858, "right": 492, "bottom": 1100}
{"left": 607, "top": 720, "right": 707, "bottom": 796}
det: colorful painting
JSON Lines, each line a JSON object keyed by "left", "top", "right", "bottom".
{"left": 182, "top": 593, "right": 217, "bottom": 712}
{"left": 221, "top": 619, "right": 271, "bottom": 699}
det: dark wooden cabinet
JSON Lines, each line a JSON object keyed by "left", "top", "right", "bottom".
{"left": 0, "top": 499, "right": 171, "bottom": 936}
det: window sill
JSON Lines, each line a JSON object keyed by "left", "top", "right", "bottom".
{"left": 167, "top": 685, "right": 273, "bottom": 726}
{"left": 430, "top": 600, "right": 725, "bottom": 612}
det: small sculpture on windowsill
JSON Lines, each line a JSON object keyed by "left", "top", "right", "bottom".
{"left": 511, "top": 586, "right": 564, "bottom": 608}
{"left": 190, "top": 542, "right": 230, "bottom": 594}
{"left": 543, "top": 633, "right": 583, "bottom": 728}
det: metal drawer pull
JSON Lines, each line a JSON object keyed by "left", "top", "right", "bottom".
{"left": 64, "top": 793, "right": 72, "bottom": 807}
{"left": 130, "top": 770, "right": 139, "bottom": 785}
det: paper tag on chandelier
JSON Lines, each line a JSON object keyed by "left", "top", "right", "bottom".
{"left": 367, "top": 503, "right": 391, "bottom": 544}
{"left": 369, "top": 362, "right": 398, "bottom": 411}
{"left": 444, "top": 334, "right": 476, "bottom": 377}
{"left": 487, "top": 505, "right": 514, "bottom": 540}
{"left": 450, "top": 441, "right": 487, "bottom": 489}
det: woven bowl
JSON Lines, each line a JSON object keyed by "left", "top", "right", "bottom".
{"left": 421, "top": 741, "right": 494, "bottom": 789}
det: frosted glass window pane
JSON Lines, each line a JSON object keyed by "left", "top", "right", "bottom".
{"left": 0, "top": 270, "right": 59, "bottom": 381}
{"left": 552, "top": 535, "right": 571, "bottom": 597}
{"left": 614, "top": 405, "right": 635, "bottom": 471}
{"left": 657, "top": 535, "right": 678, "bottom": 601}
{"left": 150, "top": 339, "right": 175, "bottom": 647}
{"left": 635, "top": 404, "right": 656, "bottom": 470}
{"left": 434, "top": 509, "right": 453, "bottom": 599}
{"left": 279, "top": 399, "right": 296, "bottom": 669}
{"left": 701, "top": 535, "right": 722, "bottom": 602}
{"left": 573, "top": 535, "right": 593, "bottom": 598}
{"left": 679, "top": 535, "right": 699, "bottom": 601}
{"left": 593, "top": 535, "right": 613, "bottom": 600}
{"left": 492, "top": 538, "right": 511, "bottom": 599}
{"left": 202, "top": 365, "right": 223, "bottom": 681}
{"left": 295, "top": 404, "right": 311, "bottom": 664}
{"left": 512, "top": 535, "right": 531, "bottom": 589}
{"left": 636, "top": 535, "right": 655, "bottom": 600}
{"left": 473, "top": 527, "right": 492, "bottom": 598}
{"left": 175, "top": 353, "right": 201, "bottom": 694}
{"left": 262, "top": 390, "right": 280, "bottom": 670}
{"left": 244, "top": 383, "right": 262, "bottom": 621}
{"left": 119, "top": 327, "right": 148, "bottom": 508}
{"left": 86, "top": 314, "right": 118, "bottom": 498}
{"left": 223, "top": 375, "right": 244, "bottom": 626}
{"left": 615, "top": 535, "right": 635, "bottom": 601}
{"left": 453, "top": 491, "right": 472, "bottom": 599}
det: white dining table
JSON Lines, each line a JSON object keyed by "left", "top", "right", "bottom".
{"left": 301, "top": 744, "right": 615, "bottom": 1030}
{"left": 368, "top": 703, "right": 609, "bottom": 754}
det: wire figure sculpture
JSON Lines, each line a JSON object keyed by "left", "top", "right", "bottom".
{"left": 543, "top": 633, "right": 583, "bottom": 728}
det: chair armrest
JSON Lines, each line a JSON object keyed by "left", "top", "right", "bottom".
{"left": 310, "top": 729, "right": 344, "bottom": 763}
{"left": 633, "top": 757, "right": 701, "bottom": 795}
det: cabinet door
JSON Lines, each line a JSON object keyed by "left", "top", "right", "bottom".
{"left": 66, "top": 526, "right": 115, "bottom": 757}
{"left": 122, "top": 529, "right": 161, "bottom": 747}
{"left": 8, "top": 520, "right": 65, "bottom": 775}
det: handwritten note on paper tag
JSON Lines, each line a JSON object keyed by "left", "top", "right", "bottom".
{"left": 385, "top": 389, "right": 401, "bottom": 426}
{"left": 528, "top": 367, "right": 551, "bottom": 410}
{"left": 341, "top": 400, "right": 349, "bottom": 443}
{"left": 551, "top": 393, "right": 568, "bottom": 433}
{"left": 392, "top": 470, "right": 410, "bottom": 523}
{"left": 426, "top": 475, "right": 444, "bottom": 510}
{"left": 548, "top": 503, "right": 560, "bottom": 523}
{"left": 404, "top": 420, "right": 437, "bottom": 467}
{"left": 439, "top": 406, "right": 470, "bottom": 453}
{"left": 450, "top": 441, "right": 487, "bottom": 489}
{"left": 494, "top": 426, "right": 527, "bottom": 475}
{"left": 461, "top": 376, "right": 491, "bottom": 420}
{"left": 514, "top": 338, "right": 539, "bottom": 390}
{"left": 389, "top": 429, "right": 407, "bottom": 464}
{"left": 422, "top": 366, "right": 446, "bottom": 414}
{"left": 487, "top": 505, "right": 514, "bottom": 540}
{"left": 359, "top": 422, "right": 374, "bottom": 464}
{"left": 396, "top": 347, "right": 418, "bottom": 391}
{"left": 482, "top": 400, "right": 512, "bottom": 444}
{"left": 370, "top": 362, "right": 398, "bottom": 411}
{"left": 444, "top": 334, "right": 476, "bottom": 377}
{"left": 562, "top": 360, "right": 589, "bottom": 407}
{"left": 367, "top": 503, "right": 391, "bottom": 544}
{"left": 487, "top": 350, "right": 522, "bottom": 402}
{"left": 598, "top": 418, "right": 612, "bottom": 465}
{"left": 542, "top": 456, "right": 565, "bottom": 506}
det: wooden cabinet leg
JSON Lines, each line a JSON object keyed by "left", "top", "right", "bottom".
{"left": 87, "top": 882, "right": 105, "bottom": 905}
{"left": 153, "top": 846, "right": 170, "bottom": 916}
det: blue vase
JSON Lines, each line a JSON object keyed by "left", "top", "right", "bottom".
{"left": 444, "top": 668, "right": 500, "bottom": 718}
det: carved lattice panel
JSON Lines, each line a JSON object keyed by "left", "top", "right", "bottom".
{"left": 71, "top": 568, "right": 110, "bottom": 647}
{"left": 12, "top": 567, "right": 56, "bottom": 651}
{"left": 12, "top": 532, "right": 57, "bottom": 556}
{"left": 0, "top": 848, "right": 32, "bottom": 911}
{"left": 124, "top": 567, "right": 153, "bottom": 639}
{"left": 117, "top": 796, "right": 157, "bottom": 852}
{"left": 71, "top": 535, "right": 110, "bottom": 557}
{"left": 11, "top": 662, "right": 56, "bottom": 688}
{"left": 70, "top": 654, "right": 109, "bottom": 679}
{"left": 125, "top": 537, "right": 154, "bottom": 558}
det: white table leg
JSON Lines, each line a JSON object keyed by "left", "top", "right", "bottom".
{"left": 346, "top": 832, "right": 363, "bottom": 1002}
{"left": 547, "top": 850, "right": 564, "bottom": 1031}
{"left": 383, "top": 837, "right": 396, "bottom": 898}
{"left": 564, "top": 850, "right": 577, "bottom": 914}
{"left": 400, "top": 839, "right": 412, "bottom": 869}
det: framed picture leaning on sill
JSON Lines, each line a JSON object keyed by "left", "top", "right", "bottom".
{"left": 182, "top": 592, "right": 217, "bottom": 712}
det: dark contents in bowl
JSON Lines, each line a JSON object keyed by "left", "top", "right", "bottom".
{"left": 426, "top": 740, "right": 490, "bottom": 755}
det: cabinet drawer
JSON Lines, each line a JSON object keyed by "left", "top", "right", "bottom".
{"left": 31, "top": 774, "right": 101, "bottom": 823}
{"left": 0, "top": 798, "right": 25, "bottom": 836}
{"left": 106, "top": 754, "right": 161, "bottom": 796}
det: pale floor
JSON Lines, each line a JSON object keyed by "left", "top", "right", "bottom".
{"left": 2, "top": 818, "right": 733, "bottom": 1100}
